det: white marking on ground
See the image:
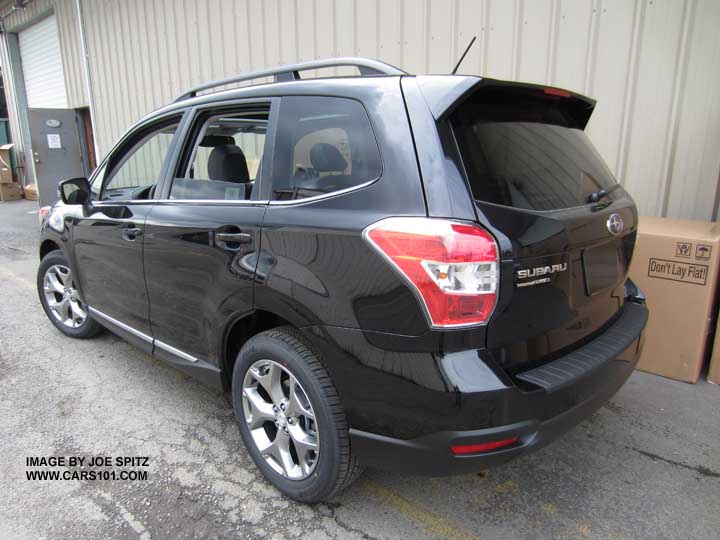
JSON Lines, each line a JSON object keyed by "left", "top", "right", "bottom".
{"left": 99, "top": 492, "right": 151, "bottom": 540}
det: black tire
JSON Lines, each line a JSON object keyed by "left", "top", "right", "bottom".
{"left": 37, "top": 250, "right": 103, "bottom": 339}
{"left": 232, "top": 326, "right": 363, "bottom": 502}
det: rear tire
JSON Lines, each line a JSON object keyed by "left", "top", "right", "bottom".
{"left": 37, "top": 250, "right": 102, "bottom": 339}
{"left": 232, "top": 326, "right": 363, "bottom": 502}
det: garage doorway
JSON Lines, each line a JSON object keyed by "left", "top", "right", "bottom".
{"left": 18, "top": 14, "right": 67, "bottom": 109}
{"left": 18, "top": 14, "right": 90, "bottom": 205}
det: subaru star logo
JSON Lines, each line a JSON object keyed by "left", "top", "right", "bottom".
{"left": 606, "top": 214, "right": 624, "bottom": 235}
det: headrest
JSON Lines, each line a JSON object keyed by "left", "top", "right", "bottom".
{"left": 208, "top": 145, "right": 250, "bottom": 184}
{"left": 310, "top": 143, "right": 347, "bottom": 173}
{"left": 200, "top": 135, "right": 235, "bottom": 147}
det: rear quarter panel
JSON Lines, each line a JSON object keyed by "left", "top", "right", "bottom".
{"left": 255, "top": 78, "right": 429, "bottom": 335}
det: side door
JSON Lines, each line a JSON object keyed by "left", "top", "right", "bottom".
{"left": 143, "top": 100, "right": 276, "bottom": 366}
{"left": 27, "top": 108, "right": 86, "bottom": 206}
{"left": 71, "top": 112, "right": 187, "bottom": 350}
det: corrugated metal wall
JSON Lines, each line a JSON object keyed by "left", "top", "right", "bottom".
{"left": 4, "top": 0, "right": 720, "bottom": 220}
{"left": 3, "top": 0, "right": 86, "bottom": 108}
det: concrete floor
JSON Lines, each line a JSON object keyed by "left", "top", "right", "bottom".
{"left": 1, "top": 198, "right": 718, "bottom": 540}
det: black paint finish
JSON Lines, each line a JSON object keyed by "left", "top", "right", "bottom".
{"left": 39, "top": 71, "right": 648, "bottom": 473}
{"left": 71, "top": 202, "right": 155, "bottom": 338}
{"left": 143, "top": 201, "right": 267, "bottom": 363}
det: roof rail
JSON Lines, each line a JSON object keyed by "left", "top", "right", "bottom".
{"left": 174, "top": 57, "right": 407, "bottom": 102}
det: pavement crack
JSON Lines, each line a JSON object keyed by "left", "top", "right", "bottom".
{"left": 629, "top": 446, "right": 720, "bottom": 479}
{"left": 315, "top": 501, "right": 382, "bottom": 540}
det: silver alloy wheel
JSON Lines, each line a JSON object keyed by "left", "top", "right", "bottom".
{"left": 43, "top": 264, "right": 87, "bottom": 328}
{"left": 242, "top": 359, "right": 319, "bottom": 480}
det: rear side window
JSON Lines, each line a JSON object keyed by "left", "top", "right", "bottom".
{"left": 171, "top": 108, "right": 268, "bottom": 201}
{"left": 451, "top": 89, "right": 618, "bottom": 211}
{"left": 270, "top": 96, "right": 381, "bottom": 201}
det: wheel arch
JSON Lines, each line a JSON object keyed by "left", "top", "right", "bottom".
{"left": 40, "top": 239, "right": 61, "bottom": 260}
{"left": 220, "top": 309, "right": 293, "bottom": 392}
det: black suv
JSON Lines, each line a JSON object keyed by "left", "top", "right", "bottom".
{"left": 38, "top": 58, "right": 648, "bottom": 502}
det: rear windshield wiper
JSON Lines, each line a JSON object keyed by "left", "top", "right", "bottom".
{"left": 586, "top": 183, "right": 622, "bottom": 204}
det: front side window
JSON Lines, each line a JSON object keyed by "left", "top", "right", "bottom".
{"left": 170, "top": 109, "right": 268, "bottom": 201}
{"left": 101, "top": 117, "right": 181, "bottom": 201}
{"left": 270, "top": 96, "right": 381, "bottom": 201}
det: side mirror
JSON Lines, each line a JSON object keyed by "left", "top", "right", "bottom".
{"left": 58, "top": 177, "right": 92, "bottom": 208}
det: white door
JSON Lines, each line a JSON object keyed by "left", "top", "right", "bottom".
{"left": 18, "top": 15, "right": 68, "bottom": 108}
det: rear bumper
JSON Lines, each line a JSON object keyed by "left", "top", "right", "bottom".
{"left": 346, "top": 301, "right": 648, "bottom": 475}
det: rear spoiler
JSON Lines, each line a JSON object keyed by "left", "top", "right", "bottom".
{"left": 413, "top": 75, "right": 596, "bottom": 129}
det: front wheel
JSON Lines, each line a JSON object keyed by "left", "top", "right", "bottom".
{"left": 232, "top": 327, "right": 363, "bottom": 502}
{"left": 37, "top": 250, "right": 102, "bottom": 339}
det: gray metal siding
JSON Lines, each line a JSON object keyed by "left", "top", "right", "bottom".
{"left": 3, "top": 0, "right": 87, "bottom": 109}
{"left": 2, "top": 0, "right": 719, "bottom": 220}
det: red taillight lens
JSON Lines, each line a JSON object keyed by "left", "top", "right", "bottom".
{"left": 363, "top": 218, "right": 499, "bottom": 328}
{"left": 451, "top": 437, "right": 519, "bottom": 455}
{"left": 543, "top": 87, "right": 572, "bottom": 98}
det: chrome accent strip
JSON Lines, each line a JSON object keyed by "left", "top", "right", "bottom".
{"left": 153, "top": 198, "right": 269, "bottom": 206}
{"left": 154, "top": 339, "right": 198, "bottom": 363}
{"left": 92, "top": 200, "right": 158, "bottom": 207}
{"left": 88, "top": 307, "right": 153, "bottom": 343}
{"left": 268, "top": 178, "right": 378, "bottom": 206}
{"left": 88, "top": 307, "right": 199, "bottom": 363}
{"left": 92, "top": 198, "right": 270, "bottom": 207}
{"left": 149, "top": 176, "right": 376, "bottom": 206}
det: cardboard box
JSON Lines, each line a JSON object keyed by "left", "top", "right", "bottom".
{"left": 708, "top": 323, "right": 720, "bottom": 385}
{"left": 628, "top": 217, "right": 720, "bottom": 383}
{"left": 24, "top": 183, "right": 38, "bottom": 201}
{"left": 0, "top": 181, "right": 23, "bottom": 201}
{"left": 0, "top": 143, "right": 14, "bottom": 184}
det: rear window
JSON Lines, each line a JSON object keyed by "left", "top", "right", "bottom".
{"left": 451, "top": 89, "right": 618, "bottom": 211}
{"left": 270, "top": 96, "right": 381, "bottom": 201}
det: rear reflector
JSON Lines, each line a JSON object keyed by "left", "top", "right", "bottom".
{"left": 451, "top": 437, "right": 519, "bottom": 455}
{"left": 363, "top": 218, "right": 499, "bottom": 328}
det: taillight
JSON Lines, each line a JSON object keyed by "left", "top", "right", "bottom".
{"left": 363, "top": 217, "right": 499, "bottom": 328}
{"left": 543, "top": 87, "right": 571, "bottom": 98}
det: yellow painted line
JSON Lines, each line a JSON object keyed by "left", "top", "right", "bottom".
{"left": 0, "top": 267, "right": 35, "bottom": 291}
{"left": 364, "top": 480, "right": 474, "bottom": 540}
{"left": 494, "top": 479, "right": 517, "bottom": 494}
{"left": 541, "top": 502, "right": 557, "bottom": 514}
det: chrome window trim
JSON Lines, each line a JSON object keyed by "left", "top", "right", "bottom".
{"left": 91, "top": 200, "right": 157, "bottom": 207}
{"left": 88, "top": 307, "right": 198, "bottom": 363}
{"left": 88, "top": 307, "right": 153, "bottom": 343}
{"left": 268, "top": 177, "right": 378, "bottom": 206}
{"left": 152, "top": 198, "right": 269, "bottom": 206}
{"left": 92, "top": 177, "right": 377, "bottom": 207}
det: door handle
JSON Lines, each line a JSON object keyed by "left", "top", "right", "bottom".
{"left": 122, "top": 227, "right": 143, "bottom": 241}
{"left": 215, "top": 231, "right": 252, "bottom": 251}
{"left": 215, "top": 232, "right": 252, "bottom": 243}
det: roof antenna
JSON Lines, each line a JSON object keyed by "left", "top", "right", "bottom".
{"left": 451, "top": 36, "right": 477, "bottom": 75}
